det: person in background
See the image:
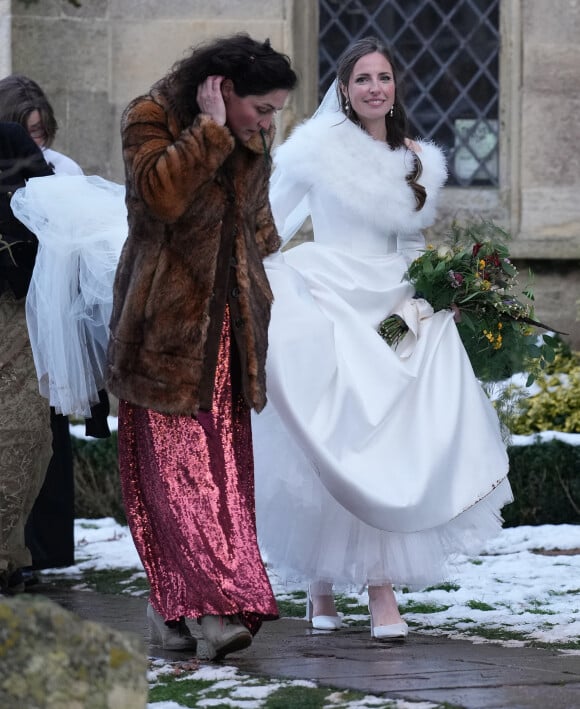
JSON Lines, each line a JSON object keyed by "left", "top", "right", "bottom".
{"left": 0, "top": 74, "right": 83, "bottom": 176}
{"left": 0, "top": 74, "right": 109, "bottom": 583}
{"left": 106, "top": 34, "right": 297, "bottom": 658}
{"left": 0, "top": 121, "right": 53, "bottom": 594}
{"left": 253, "top": 37, "right": 512, "bottom": 640}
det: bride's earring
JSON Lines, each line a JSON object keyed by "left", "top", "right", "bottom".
{"left": 389, "top": 106, "right": 394, "bottom": 118}
{"left": 345, "top": 98, "right": 351, "bottom": 113}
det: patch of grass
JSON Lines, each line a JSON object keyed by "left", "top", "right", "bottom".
{"left": 148, "top": 677, "right": 216, "bottom": 707}
{"left": 423, "top": 582, "right": 461, "bottom": 592}
{"left": 265, "top": 685, "right": 340, "bottom": 708}
{"left": 273, "top": 588, "right": 307, "bottom": 600}
{"left": 400, "top": 600, "right": 452, "bottom": 614}
{"left": 470, "top": 559, "right": 484, "bottom": 566}
{"left": 148, "top": 671, "right": 451, "bottom": 709}
{"left": 548, "top": 588, "right": 580, "bottom": 596}
{"left": 523, "top": 601, "right": 557, "bottom": 615}
{"left": 466, "top": 600, "right": 495, "bottom": 611}
{"left": 335, "top": 595, "right": 367, "bottom": 615}
{"left": 273, "top": 589, "right": 308, "bottom": 618}
{"left": 530, "top": 639, "right": 580, "bottom": 650}
{"left": 277, "top": 599, "right": 306, "bottom": 618}
{"left": 461, "top": 626, "right": 530, "bottom": 642}
{"left": 450, "top": 618, "right": 475, "bottom": 628}
{"left": 67, "top": 567, "right": 149, "bottom": 595}
{"left": 39, "top": 567, "right": 149, "bottom": 597}
{"left": 344, "top": 617, "right": 369, "bottom": 627}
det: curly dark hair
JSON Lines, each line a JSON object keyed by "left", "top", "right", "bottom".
{"left": 0, "top": 74, "right": 58, "bottom": 148}
{"left": 335, "top": 37, "right": 426, "bottom": 211}
{"left": 155, "top": 33, "right": 298, "bottom": 128}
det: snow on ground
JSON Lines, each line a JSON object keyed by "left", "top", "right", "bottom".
{"left": 52, "top": 515, "right": 580, "bottom": 649}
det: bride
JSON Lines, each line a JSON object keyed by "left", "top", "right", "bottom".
{"left": 251, "top": 37, "right": 512, "bottom": 640}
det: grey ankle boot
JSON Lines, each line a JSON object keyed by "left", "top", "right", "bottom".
{"left": 147, "top": 602, "right": 197, "bottom": 652}
{"left": 199, "top": 614, "right": 252, "bottom": 660}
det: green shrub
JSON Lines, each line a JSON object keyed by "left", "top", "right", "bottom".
{"left": 72, "top": 432, "right": 126, "bottom": 525}
{"left": 503, "top": 440, "right": 580, "bottom": 526}
{"left": 507, "top": 348, "right": 580, "bottom": 434}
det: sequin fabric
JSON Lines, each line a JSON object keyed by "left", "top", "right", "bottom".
{"left": 118, "top": 309, "right": 278, "bottom": 633}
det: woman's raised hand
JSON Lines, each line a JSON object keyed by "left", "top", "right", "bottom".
{"left": 197, "top": 75, "right": 227, "bottom": 126}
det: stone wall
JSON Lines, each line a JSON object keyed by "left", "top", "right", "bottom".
{"left": 511, "top": 0, "right": 580, "bottom": 347}
{"left": 7, "top": 0, "right": 317, "bottom": 179}
{"left": 0, "top": 0, "right": 10, "bottom": 78}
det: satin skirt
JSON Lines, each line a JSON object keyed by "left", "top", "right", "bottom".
{"left": 253, "top": 244, "right": 513, "bottom": 589}
{"left": 118, "top": 309, "right": 278, "bottom": 630}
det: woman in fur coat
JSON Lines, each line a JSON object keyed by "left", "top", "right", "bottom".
{"left": 252, "top": 37, "right": 512, "bottom": 640}
{"left": 106, "top": 35, "right": 296, "bottom": 659}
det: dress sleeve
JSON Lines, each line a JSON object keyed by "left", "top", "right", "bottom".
{"left": 268, "top": 165, "right": 311, "bottom": 248}
{"left": 397, "top": 232, "right": 426, "bottom": 265}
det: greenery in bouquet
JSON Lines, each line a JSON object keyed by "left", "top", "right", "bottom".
{"left": 378, "top": 220, "right": 559, "bottom": 384}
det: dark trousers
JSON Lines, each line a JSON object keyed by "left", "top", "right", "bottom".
{"left": 25, "top": 410, "right": 75, "bottom": 569}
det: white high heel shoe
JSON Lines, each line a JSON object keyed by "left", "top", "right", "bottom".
{"left": 147, "top": 602, "right": 198, "bottom": 651}
{"left": 306, "top": 587, "right": 342, "bottom": 630}
{"left": 368, "top": 603, "right": 408, "bottom": 641}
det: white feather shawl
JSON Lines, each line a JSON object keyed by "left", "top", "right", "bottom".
{"left": 271, "top": 111, "right": 447, "bottom": 237}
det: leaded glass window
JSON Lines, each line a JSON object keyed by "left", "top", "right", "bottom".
{"left": 319, "top": 0, "right": 500, "bottom": 186}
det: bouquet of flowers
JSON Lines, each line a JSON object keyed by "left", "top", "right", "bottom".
{"left": 378, "top": 220, "right": 560, "bottom": 383}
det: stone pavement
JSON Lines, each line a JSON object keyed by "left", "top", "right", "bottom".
{"left": 35, "top": 584, "right": 580, "bottom": 709}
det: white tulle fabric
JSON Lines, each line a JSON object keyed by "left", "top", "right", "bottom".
{"left": 11, "top": 175, "right": 127, "bottom": 416}
{"left": 252, "top": 112, "right": 512, "bottom": 589}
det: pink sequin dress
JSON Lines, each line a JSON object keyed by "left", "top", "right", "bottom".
{"left": 118, "top": 309, "right": 278, "bottom": 633}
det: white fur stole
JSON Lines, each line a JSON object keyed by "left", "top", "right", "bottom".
{"left": 272, "top": 112, "right": 447, "bottom": 234}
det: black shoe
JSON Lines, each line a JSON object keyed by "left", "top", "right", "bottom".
{"left": 6, "top": 569, "right": 25, "bottom": 595}
{"left": 21, "top": 567, "right": 40, "bottom": 588}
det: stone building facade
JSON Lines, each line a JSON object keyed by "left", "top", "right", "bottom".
{"left": 1, "top": 0, "right": 578, "bottom": 346}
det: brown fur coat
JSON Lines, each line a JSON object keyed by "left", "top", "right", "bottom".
{"left": 106, "top": 90, "right": 280, "bottom": 415}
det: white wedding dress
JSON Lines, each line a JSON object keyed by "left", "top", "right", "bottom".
{"left": 252, "top": 111, "right": 512, "bottom": 588}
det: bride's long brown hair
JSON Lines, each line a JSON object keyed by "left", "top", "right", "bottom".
{"left": 335, "top": 37, "right": 426, "bottom": 211}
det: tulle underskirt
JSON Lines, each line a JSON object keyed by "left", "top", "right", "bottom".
{"left": 254, "top": 401, "right": 511, "bottom": 590}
